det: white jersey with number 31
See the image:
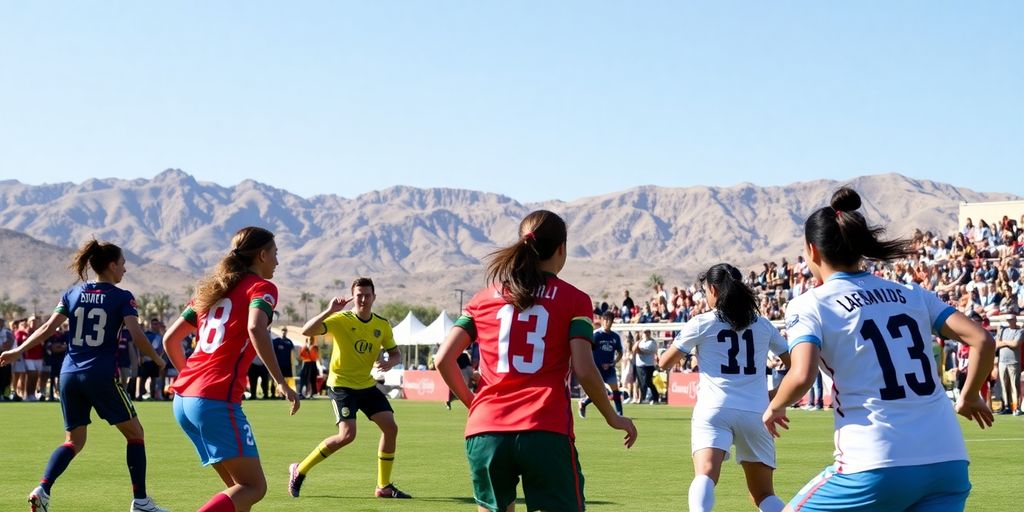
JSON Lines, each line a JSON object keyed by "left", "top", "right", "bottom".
{"left": 784, "top": 271, "right": 966, "bottom": 473}
{"left": 673, "top": 312, "right": 789, "bottom": 413}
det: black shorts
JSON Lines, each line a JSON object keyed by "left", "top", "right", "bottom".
{"left": 328, "top": 385, "right": 393, "bottom": 423}
{"left": 138, "top": 360, "right": 161, "bottom": 379}
{"left": 60, "top": 372, "right": 137, "bottom": 430}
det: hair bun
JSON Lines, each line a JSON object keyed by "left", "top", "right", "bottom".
{"left": 830, "top": 186, "right": 862, "bottom": 213}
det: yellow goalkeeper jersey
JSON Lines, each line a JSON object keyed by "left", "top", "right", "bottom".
{"left": 323, "top": 311, "right": 396, "bottom": 389}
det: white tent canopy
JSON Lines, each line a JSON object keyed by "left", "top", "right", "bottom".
{"left": 392, "top": 311, "right": 426, "bottom": 346}
{"left": 415, "top": 310, "right": 455, "bottom": 345}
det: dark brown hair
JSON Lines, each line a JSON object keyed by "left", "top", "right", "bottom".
{"left": 193, "top": 227, "right": 275, "bottom": 313}
{"left": 485, "top": 210, "right": 567, "bottom": 310}
{"left": 805, "top": 187, "right": 914, "bottom": 267}
{"left": 351, "top": 277, "right": 375, "bottom": 294}
{"left": 69, "top": 239, "right": 123, "bottom": 282}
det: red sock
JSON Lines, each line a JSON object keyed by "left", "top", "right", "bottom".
{"left": 198, "top": 492, "right": 235, "bottom": 512}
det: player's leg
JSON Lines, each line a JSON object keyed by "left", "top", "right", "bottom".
{"left": 365, "top": 387, "right": 410, "bottom": 497}
{"left": 734, "top": 409, "right": 785, "bottom": 511}
{"left": 206, "top": 457, "right": 267, "bottom": 512}
{"left": 741, "top": 463, "right": 785, "bottom": 512}
{"left": 290, "top": 387, "right": 358, "bottom": 497}
{"left": 689, "top": 407, "right": 735, "bottom": 512}
{"left": 608, "top": 380, "right": 623, "bottom": 415}
{"left": 516, "top": 431, "right": 585, "bottom": 512}
{"left": 467, "top": 433, "right": 519, "bottom": 512}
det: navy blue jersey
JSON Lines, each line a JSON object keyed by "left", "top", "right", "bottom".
{"left": 272, "top": 336, "right": 295, "bottom": 372}
{"left": 592, "top": 328, "right": 623, "bottom": 366}
{"left": 56, "top": 282, "right": 138, "bottom": 377}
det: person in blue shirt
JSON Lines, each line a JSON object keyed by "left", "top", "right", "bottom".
{"left": 579, "top": 310, "right": 624, "bottom": 417}
{"left": 0, "top": 239, "right": 169, "bottom": 512}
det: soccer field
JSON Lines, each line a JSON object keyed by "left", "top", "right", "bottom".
{"left": 1, "top": 399, "right": 1020, "bottom": 511}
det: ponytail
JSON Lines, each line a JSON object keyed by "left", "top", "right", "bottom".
{"left": 485, "top": 210, "right": 567, "bottom": 311}
{"left": 69, "top": 239, "right": 123, "bottom": 282}
{"left": 193, "top": 226, "right": 275, "bottom": 313}
{"left": 701, "top": 263, "right": 757, "bottom": 330}
{"left": 805, "top": 187, "right": 914, "bottom": 267}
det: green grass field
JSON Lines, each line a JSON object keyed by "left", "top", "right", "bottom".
{"left": 1, "top": 399, "right": 1021, "bottom": 511}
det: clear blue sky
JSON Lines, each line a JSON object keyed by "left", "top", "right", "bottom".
{"left": 1, "top": 2, "right": 1020, "bottom": 202}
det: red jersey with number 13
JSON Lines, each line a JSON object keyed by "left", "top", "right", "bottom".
{"left": 172, "top": 273, "right": 277, "bottom": 403}
{"left": 457, "top": 274, "right": 594, "bottom": 438}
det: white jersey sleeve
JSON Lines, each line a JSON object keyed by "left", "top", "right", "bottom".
{"left": 672, "top": 314, "right": 709, "bottom": 354}
{"left": 764, "top": 318, "right": 789, "bottom": 356}
{"left": 783, "top": 293, "right": 822, "bottom": 351}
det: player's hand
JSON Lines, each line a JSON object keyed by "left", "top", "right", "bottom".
{"left": 327, "top": 297, "right": 351, "bottom": 313}
{"left": 281, "top": 385, "right": 300, "bottom": 415}
{"left": 0, "top": 350, "right": 21, "bottom": 367}
{"left": 607, "top": 415, "right": 638, "bottom": 448}
{"left": 762, "top": 406, "right": 790, "bottom": 438}
{"left": 955, "top": 393, "right": 994, "bottom": 429}
{"left": 375, "top": 359, "right": 397, "bottom": 372}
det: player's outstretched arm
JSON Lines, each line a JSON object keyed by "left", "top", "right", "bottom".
{"left": 248, "top": 308, "right": 299, "bottom": 415}
{"left": 0, "top": 311, "right": 66, "bottom": 367}
{"left": 571, "top": 338, "right": 637, "bottom": 448}
{"left": 763, "top": 343, "right": 818, "bottom": 438}
{"left": 436, "top": 327, "right": 475, "bottom": 409}
{"left": 940, "top": 311, "right": 995, "bottom": 429}
{"left": 162, "top": 316, "right": 196, "bottom": 371}
{"left": 125, "top": 316, "right": 165, "bottom": 369}
{"left": 301, "top": 297, "right": 350, "bottom": 338}
{"left": 657, "top": 345, "right": 685, "bottom": 371}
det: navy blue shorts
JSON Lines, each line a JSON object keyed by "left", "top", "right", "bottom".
{"left": 59, "top": 372, "right": 137, "bottom": 431}
{"left": 598, "top": 365, "right": 618, "bottom": 385}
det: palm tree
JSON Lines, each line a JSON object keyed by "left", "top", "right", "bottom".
{"left": 283, "top": 305, "right": 298, "bottom": 324}
{"left": 151, "top": 293, "right": 173, "bottom": 323}
{"left": 0, "top": 294, "right": 26, "bottom": 321}
{"left": 299, "top": 292, "right": 315, "bottom": 319}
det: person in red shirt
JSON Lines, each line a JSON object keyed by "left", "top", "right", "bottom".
{"left": 164, "top": 226, "right": 300, "bottom": 512}
{"left": 436, "top": 210, "right": 637, "bottom": 512}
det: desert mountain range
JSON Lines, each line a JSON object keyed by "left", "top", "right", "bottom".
{"left": 0, "top": 170, "right": 1016, "bottom": 315}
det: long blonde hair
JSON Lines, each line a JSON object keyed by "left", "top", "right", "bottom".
{"left": 193, "top": 227, "right": 275, "bottom": 313}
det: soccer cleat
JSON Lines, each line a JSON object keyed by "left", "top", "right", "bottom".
{"left": 288, "top": 463, "right": 305, "bottom": 498}
{"left": 28, "top": 486, "right": 49, "bottom": 512}
{"left": 130, "top": 496, "right": 168, "bottom": 512}
{"left": 375, "top": 483, "right": 412, "bottom": 499}
{"left": 578, "top": 401, "right": 586, "bottom": 418}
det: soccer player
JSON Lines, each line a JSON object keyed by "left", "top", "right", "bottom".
{"left": 163, "top": 226, "right": 300, "bottom": 512}
{"left": 435, "top": 209, "right": 637, "bottom": 512}
{"left": 579, "top": 310, "right": 624, "bottom": 418}
{"left": 288, "top": 277, "right": 411, "bottom": 500}
{"left": 763, "top": 187, "right": 995, "bottom": 512}
{"left": 0, "top": 239, "right": 168, "bottom": 512}
{"left": 658, "top": 263, "right": 790, "bottom": 512}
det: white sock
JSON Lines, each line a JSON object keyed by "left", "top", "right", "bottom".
{"left": 758, "top": 494, "right": 786, "bottom": 512}
{"left": 688, "top": 474, "right": 715, "bottom": 512}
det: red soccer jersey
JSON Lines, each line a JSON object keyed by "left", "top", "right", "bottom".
{"left": 457, "top": 274, "right": 594, "bottom": 438}
{"left": 172, "top": 273, "right": 277, "bottom": 403}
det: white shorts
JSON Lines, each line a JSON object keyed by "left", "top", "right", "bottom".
{"left": 691, "top": 406, "right": 776, "bottom": 468}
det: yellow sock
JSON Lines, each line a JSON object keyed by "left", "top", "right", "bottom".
{"left": 377, "top": 451, "right": 395, "bottom": 488}
{"left": 298, "top": 441, "right": 333, "bottom": 475}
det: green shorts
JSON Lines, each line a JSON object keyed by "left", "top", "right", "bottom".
{"left": 466, "top": 431, "right": 585, "bottom": 512}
